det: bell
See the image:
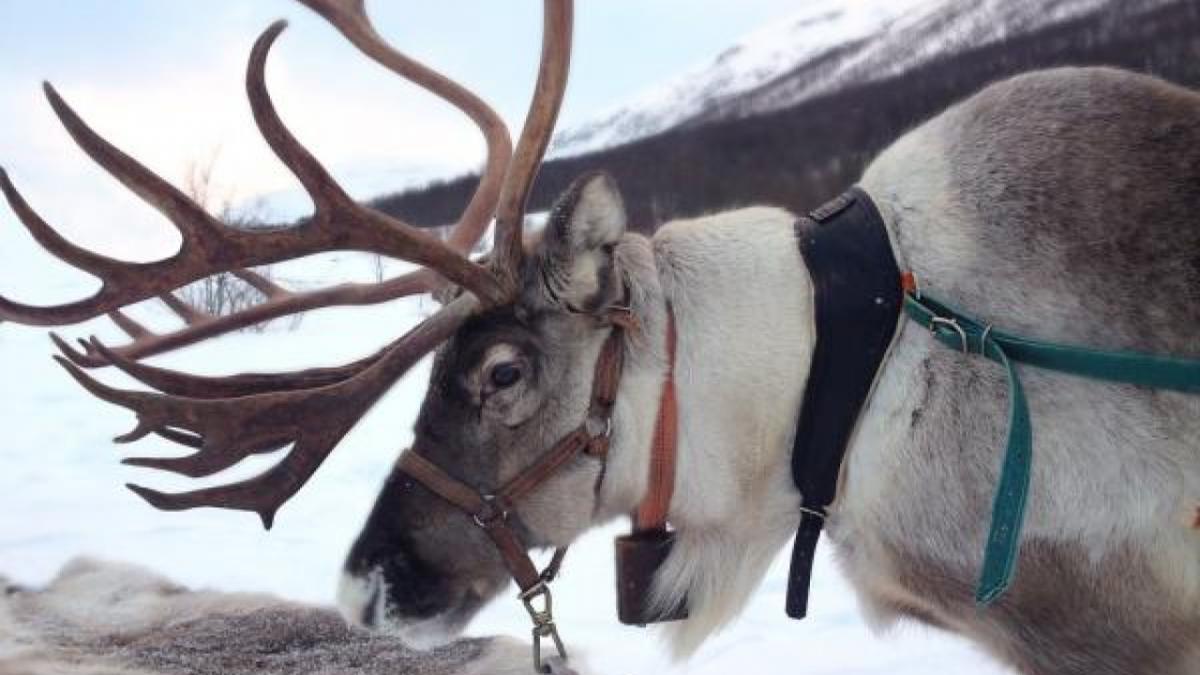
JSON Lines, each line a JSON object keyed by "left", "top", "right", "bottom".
{"left": 614, "top": 529, "right": 688, "bottom": 625}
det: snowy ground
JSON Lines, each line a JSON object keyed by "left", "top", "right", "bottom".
{"left": 0, "top": 252, "right": 1010, "bottom": 675}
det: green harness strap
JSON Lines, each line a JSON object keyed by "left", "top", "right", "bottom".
{"left": 903, "top": 292, "right": 1200, "bottom": 605}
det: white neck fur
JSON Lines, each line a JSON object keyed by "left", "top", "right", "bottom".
{"left": 598, "top": 206, "right": 816, "bottom": 658}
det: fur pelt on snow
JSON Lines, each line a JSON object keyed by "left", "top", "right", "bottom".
{"left": 0, "top": 558, "right": 579, "bottom": 675}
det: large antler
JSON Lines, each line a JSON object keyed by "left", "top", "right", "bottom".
{"left": 0, "top": 0, "right": 573, "bottom": 525}
{"left": 1, "top": 9, "right": 508, "bottom": 362}
{"left": 57, "top": 293, "right": 479, "bottom": 529}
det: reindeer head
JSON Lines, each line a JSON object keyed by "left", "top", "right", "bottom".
{"left": 0, "top": 0, "right": 638, "bottom": 660}
{"left": 338, "top": 171, "right": 630, "bottom": 643}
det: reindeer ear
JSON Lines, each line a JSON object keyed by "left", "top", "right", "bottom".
{"left": 535, "top": 172, "right": 627, "bottom": 313}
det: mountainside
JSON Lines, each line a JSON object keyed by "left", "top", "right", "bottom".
{"left": 372, "top": 0, "right": 1200, "bottom": 233}
{"left": 549, "top": 0, "right": 936, "bottom": 157}
{"left": 550, "top": 0, "right": 1163, "bottom": 157}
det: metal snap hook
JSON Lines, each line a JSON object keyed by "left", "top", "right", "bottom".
{"left": 520, "top": 583, "right": 567, "bottom": 673}
{"left": 978, "top": 324, "right": 994, "bottom": 356}
{"left": 584, "top": 415, "right": 612, "bottom": 440}
{"left": 930, "top": 317, "right": 969, "bottom": 354}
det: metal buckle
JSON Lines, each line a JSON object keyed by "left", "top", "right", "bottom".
{"left": 797, "top": 504, "right": 827, "bottom": 521}
{"left": 519, "top": 582, "right": 567, "bottom": 674}
{"left": 472, "top": 494, "right": 508, "bottom": 529}
{"left": 978, "top": 323, "right": 994, "bottom": 356}
{"left": 584, "top": 415, "right": 612, "bottom": 440}
{"left": 930, "top": 316, "right": 969, "bottom": 354}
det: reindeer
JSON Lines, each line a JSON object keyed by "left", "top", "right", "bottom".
{"left": 1, "top": 557, "right": 546, "bottom": 675}
{"left": 2, "top": 1, "right": 1198, "bottom": 674}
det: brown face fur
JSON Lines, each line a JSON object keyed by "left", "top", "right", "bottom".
{"left": 339, "top": 172, "right": 629, "bottom": 640}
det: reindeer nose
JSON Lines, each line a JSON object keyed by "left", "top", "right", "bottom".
{"left": 336, "top": 568, "right": 384, "bottom": 629}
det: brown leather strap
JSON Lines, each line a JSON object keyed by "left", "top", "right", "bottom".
{"left": 584, "top": 321, "right": 627, "bottom": 457}
{"left": 498, "top": 429, "right": 590, "bottom": 504}
{"left": 397, "top": 451, "right": 491, "bottom": 515}
{"left": 482, "top": 518, "right": 544, "bottom": 591}
{"left": 541, "top": 547, "right": 568, "bottom": 583}
{"left": 634, "top": 306, "right": 678, "bottom": 531}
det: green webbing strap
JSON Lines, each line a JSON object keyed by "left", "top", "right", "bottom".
{"left": 903, "top": 292, "right": 1200, "bottom": 605}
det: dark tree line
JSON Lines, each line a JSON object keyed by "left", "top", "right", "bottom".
{"left": 368, "top": 0, "right": 1200, "bottom": 235}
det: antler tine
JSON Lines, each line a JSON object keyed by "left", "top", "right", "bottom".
{"left": 245, "top": 21, "right": 355, "bottom": 223}
{"left": 292, "top": 0, "right": 513, "bottom": 257}
{"left": 230, "top": 269, "right": 287, "bottom": 299}
{"left": 81, "top": 335, "right": 386, "bottom": 398}
{"left": 40, "top": 81, "right": 234, "bottom": 263}
{"left": 0, "top": 167, "right": 171, "bottom": 326}
{"left": 124, "top": 429, "right": 341, "bottom": 530}
{"left": 57, "top": 294, "right": 478, "bottom": 528}
{"left": 42, "top": 83, "right": 227, "bottom": 252}
{"left": 54, "top": 269, "right": 437, "bottom": 368}
{"left": 242, "top": 21, "right": 508, "bottom": 305}
{"left": 0, "top": 167, "right": 126, "bottom": 277}
{"left": 107, "top": 310, "right": 152, "bottom": 339}
{"left": 492, "top": 0, "right": 574, "bottom": 286}
{"left": 158, "top": 293, "right": 210, "bottom": 325}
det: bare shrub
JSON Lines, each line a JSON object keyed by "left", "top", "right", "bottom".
{"left": 176, "top": 155, "right": 298, "bottom": 333}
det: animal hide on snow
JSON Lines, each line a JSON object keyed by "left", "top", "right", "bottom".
{"left": 0, "top": 558, "right": 580, "bottom": 675}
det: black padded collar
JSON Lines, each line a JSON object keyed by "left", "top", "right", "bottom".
{"left": 786, "top": 187, "right": 902, "bottom": 619}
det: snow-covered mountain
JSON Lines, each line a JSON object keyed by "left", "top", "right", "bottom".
{"left": 550, "top": 0, "right": 1163, "bottom": 157}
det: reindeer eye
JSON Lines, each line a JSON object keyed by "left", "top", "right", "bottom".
{"left": 489, "top": 362, "right": 523, "bottom": 389}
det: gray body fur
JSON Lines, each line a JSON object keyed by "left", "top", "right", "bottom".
{"left": 843, "top": 66, "right": 1200, "bottom": 674}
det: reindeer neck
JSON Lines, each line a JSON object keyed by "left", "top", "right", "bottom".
{"left": 601, "top": 209, "right": 818, "bottom": 541}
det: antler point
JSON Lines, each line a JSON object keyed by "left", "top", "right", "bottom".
{"left": 114, "top": 420, "right": 152, "bottom": 444}
{"left": 42, "top": 81, "right": 63, "bottom": 105}
{"left": 259, "top": 19, "right": 289, "bottom": 45}
{"left": 49, "top": 332, "right": 87, "bottom": 365}
{"left": 125, "top": 482, "right": 164, "bottom": 508}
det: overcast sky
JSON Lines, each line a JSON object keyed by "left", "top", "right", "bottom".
{"left": 0, "top": 1, "right": 805, "bottom": 273}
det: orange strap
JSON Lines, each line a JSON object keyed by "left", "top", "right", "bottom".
{"left": 634, "top": 306, "right": 678, "bottom": 531}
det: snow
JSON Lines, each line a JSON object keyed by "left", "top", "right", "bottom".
{"left": 550, "top": 0, "right": 934, "bottom": 157}
{"left": 549, "top": 0, "right": 1130, "bottom": 158}
{"left": 0, "top": 248, "right": 1011, "bottom": 674}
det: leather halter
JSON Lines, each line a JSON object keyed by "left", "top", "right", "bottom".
{"left": 397, "top": 318, "right": 627, "bottom": 594}
{"left": 395, "top": 309, "right": 634, "bottom": 672}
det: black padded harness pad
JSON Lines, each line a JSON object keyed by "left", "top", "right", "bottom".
{"left": 786, "top": 187, "right": 902, "bottom": 619}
